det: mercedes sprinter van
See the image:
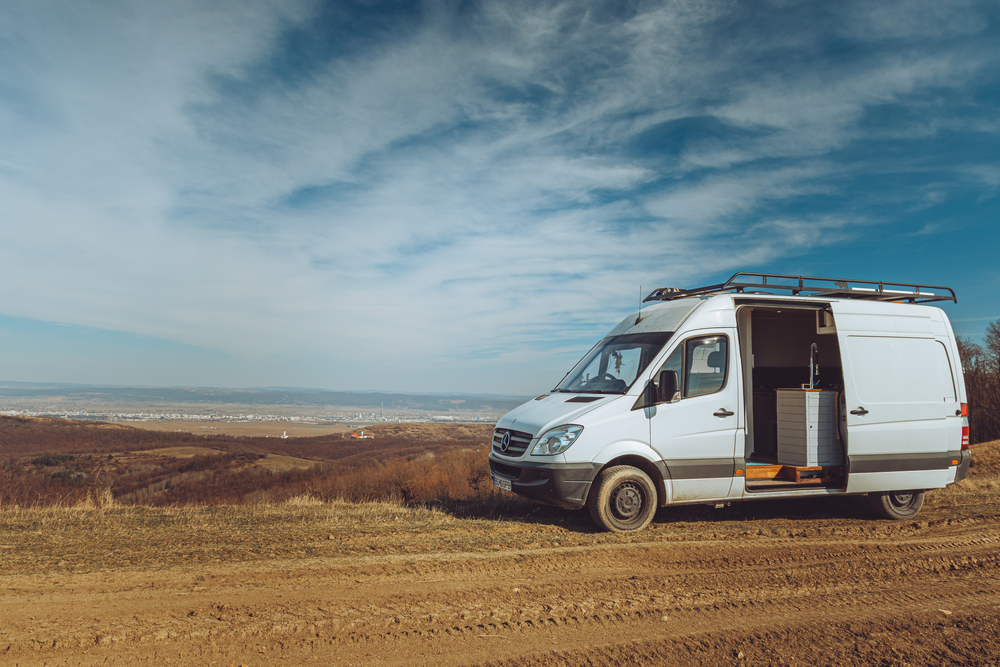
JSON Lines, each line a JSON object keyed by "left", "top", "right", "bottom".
{"left": 489, "top": 273, "right": 971, "bottom": 532}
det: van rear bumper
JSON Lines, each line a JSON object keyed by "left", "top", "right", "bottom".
{"left": 956, "top": 449, "right": 971, "bottom": 482}
{"left": 489, "top": 455, "right": 601, "bottom": 509}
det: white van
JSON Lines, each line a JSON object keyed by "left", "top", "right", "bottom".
{"left": 489, "top": 273, "right": 971, "bottom": 532}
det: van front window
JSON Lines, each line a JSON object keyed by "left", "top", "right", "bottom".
{"left": 555, "top": 332, "right": 673, "bottom": 394}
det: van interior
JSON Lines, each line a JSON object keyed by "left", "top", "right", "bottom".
{"left": 736, "top": 304, "right": 847, "bottom": 492}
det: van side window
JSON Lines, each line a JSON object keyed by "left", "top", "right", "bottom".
{"left": 685, "top": 336, "right": 728, "bottom": 397}
{"left": 654, "top": 335, "right": 729, "bottom": 400}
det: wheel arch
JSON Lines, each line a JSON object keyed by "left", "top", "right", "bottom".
{"left": 590, "top": 454, "right": 668, "bottom": 508}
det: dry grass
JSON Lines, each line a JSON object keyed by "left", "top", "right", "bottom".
{"left": 70, "top": 486, "right": 119, "bottom": 510}
{"left": 969, "top": 438, "right": 1000, "bottom": 472}
{"left": 282, "top": 493, "right": 325, "bottom": 506}
{"left": 255, "top": 453, "right": 321, "bottom": 471}
{"left": 946, "top": 475, "right": 1000, "bottom": 496}
{"left": 925, "top": 439, "right": 999, "bottom": 509}
{"left": 0, "top": 499, "right": 551, "bottom": 576}
{"left": 138, "top": 446, "right": 226, "bottom": 458}
{"left": 0, "top": 486, "right": 120, "bottom": 512}
{"left": 1, "top": 417, "right": 497, "bottom": 508}
{"left": 1, "top": 440, "right": 995, "bottom": 579}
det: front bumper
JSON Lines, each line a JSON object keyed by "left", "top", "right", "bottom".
{"left": 489, "top": 454, "right": 601, "bottom": 509}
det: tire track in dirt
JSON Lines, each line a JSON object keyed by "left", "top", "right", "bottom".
{"left": 3, "top": 518, "right": 1000, "bottom": 666}
{"left": 480, "top": 602, "right": 1000, "bottom": 667}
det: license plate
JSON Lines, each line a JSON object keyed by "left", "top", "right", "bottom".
{"left": 493, "top": 476, "right": 512, "bottom": 492}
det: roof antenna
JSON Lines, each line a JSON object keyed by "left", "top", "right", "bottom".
{"left": 634, "top": 285, "right": 642, "bottom": 325}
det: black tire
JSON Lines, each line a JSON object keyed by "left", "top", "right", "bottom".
{"left": 587, "top": 465, "right": 657, "bottom": 533}
{"left": 867, "top": 490, "right": 925, "bottom": 520}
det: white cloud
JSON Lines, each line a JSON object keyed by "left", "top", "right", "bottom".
{"left": 962, "top": 165, "right": 1000, "bottom": 191}
{"left": 643, "top": 166, "right": 830, "bottom": 226}
{"left": 0, "top": 0, "right": 996, "bottom": 393}
{"left": 841, "top": 0, "right": 988, "bottom": 40}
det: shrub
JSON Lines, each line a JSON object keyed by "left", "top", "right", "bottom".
{"left": 31, "top": 454, "right": 75, "bottom": 467}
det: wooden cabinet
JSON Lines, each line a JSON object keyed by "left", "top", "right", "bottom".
{"left": 776, "top": 389, "right": 842, "bottom": 467}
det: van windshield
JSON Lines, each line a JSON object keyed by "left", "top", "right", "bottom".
{"left": 554, "top": 332, "right": 673, "bottom": 394}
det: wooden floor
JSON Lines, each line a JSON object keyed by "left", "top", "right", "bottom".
{"left": 744, "top": 478, "right": 836, "bottom": 491}
{"left": 745, "top": 462, "right": 843, "bottom": 484}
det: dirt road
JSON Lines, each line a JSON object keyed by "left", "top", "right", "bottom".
{"left": 2, "top": 487, "right": 999, "bottom": 667}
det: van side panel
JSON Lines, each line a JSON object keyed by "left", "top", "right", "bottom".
{"left": 831, "top": 301, "right": 958, "bottom": 493}
{"left": 843, "top": 336, "right": 950, "bottom": 453}
{"left": 846, "top": 469, "right": 949, "bottom": 494}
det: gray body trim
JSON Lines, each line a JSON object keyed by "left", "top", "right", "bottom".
{"left": 490, "top": 449, "right": 971, "bottom": 511}
{"left": 848, "top": 452, "right": 956, "bottom": 474}
{"left": 661, "top": 458, "right": 736, "bottom": 480}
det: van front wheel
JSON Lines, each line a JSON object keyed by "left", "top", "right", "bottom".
{"left": 867, "top": 490, "right": 925, "bottom": 520}
{"left": 588, "top": 465, "right": 657, "bottom": 532}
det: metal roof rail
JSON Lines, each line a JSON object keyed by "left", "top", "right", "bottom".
{"left": 644, "top": 272, "right": 957, "bottom": 304}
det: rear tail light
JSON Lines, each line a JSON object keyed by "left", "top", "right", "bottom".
{"left": 961, "top": 403, "right": 970, "bottom": 450}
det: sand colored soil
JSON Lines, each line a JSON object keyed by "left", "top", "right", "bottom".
{"left": 1, "top": 440, "right": 998, "bottom": 666}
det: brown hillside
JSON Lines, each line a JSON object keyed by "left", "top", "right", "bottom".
{"left": 0, "top": 415, "right": 221, "bottom": 456}
{"left": 0, "top": 416, "right": 494, "bottom": 460}
{"left": 0, "top": 416, "right": 497, "bottom": 508}
{"left": 970, "top": 439, "right": 1000, "bottom": 475}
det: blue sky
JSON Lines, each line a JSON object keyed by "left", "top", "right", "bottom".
{"left": 0, "top": 0, "right": 998, "bottom": 395}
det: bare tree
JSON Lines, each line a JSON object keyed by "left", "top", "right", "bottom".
{"left": 985, "top": 321, "right": 1000, "bottom": 375}
{"left": 959, "top": 324, "right": 1000, "bottom": 444}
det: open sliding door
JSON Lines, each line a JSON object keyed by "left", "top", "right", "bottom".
{"left": 830, "top": 301, "right": 955, "bottom": 493}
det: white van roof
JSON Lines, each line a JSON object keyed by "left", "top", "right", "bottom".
{"left": 606, "top": 299, "right": 703, "bottom": 336}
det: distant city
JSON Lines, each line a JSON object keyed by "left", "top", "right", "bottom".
{"left": 0, "top": 382, "right": 525, "bottom": 428}
{"left": 0, "top": 406, "right": 492, "bottom": 425}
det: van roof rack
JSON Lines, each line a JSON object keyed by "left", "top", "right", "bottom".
{"left": 644, "top": 272, "right": 957, "bottom": 304}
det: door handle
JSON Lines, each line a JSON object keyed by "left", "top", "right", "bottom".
{"left": 850, "top": 407, "right": 869, "bottom": 416}
{"left": 713, "top": 408, "right": 735, "bottom": 418}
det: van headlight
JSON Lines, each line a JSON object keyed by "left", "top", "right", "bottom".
{"left": 531, "top": 425, "right": 583, "bottom": 456}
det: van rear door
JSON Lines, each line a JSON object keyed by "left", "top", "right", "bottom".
{"left": 829, "top": 301, "right": 957, "bottom": 493}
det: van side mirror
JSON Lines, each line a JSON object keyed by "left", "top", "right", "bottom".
{"left": 658, "top": 370, "right": 679, "bottom": 403}
{"left": 631, "top": 370, "right": 680, "bottom": 411}
{"left": 631, "top": 379, "right": 658, "bottom": 411}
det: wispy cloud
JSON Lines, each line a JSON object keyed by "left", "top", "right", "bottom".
{"left": 0, "top": 0, "right": 998, "bottom": 392}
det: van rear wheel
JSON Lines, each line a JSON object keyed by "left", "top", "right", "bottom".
{"left": 587, "top": 465, "right": 657, "bottom": 533}
{"left": 867, "top": 490, "right": 925, "bottom": 520}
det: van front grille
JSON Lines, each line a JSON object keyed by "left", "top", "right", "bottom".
{"left": 492, "top": 428, "right": 533, "bottom": 456}
{"left": 491, "top": 461, "right": 521, "bottom": 478}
